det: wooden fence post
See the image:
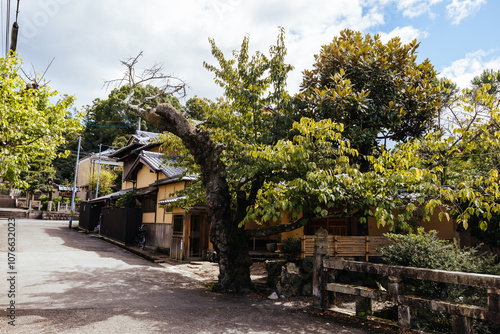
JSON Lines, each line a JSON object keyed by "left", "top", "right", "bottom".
{"left": 313, "top": 228, "right": 329, "bottom": 309}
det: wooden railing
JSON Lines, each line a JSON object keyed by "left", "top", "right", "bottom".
{"left": 311, "top": 228, "right": 500, "bottom": 333}
{"left": 302, "top": 235, "right": 392, "bottom": 261}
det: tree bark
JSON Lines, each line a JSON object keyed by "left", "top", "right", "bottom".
{"left": 141, "top": 103, "right": 252, "bottom": 292}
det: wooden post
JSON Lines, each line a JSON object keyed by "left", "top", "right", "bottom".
{"left": 388, "top": 276, "right": 411, "bottom": 328}
{"left": 365, "top": 236, "right": 369, "bottom": 261}
{"left": 313, "top": 228, "right": 329, "bottom": 309}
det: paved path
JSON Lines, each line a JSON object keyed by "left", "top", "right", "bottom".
{"left": 0, "top": 219, "right": 381, "bottom": 334}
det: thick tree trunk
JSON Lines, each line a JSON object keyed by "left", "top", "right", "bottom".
{"left": 142, "top": 103, "right": 253, "bottom": 292}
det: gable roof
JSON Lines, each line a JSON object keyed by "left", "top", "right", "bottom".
{"left": 123, "top": 150, "right": 188, "bottom": 183}
{"left": 109, "top": 131, "right": 160, "bottom": 160}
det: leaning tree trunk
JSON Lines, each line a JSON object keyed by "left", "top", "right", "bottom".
{"left": 142, "top": 103, "right": 253, "bottom": 292}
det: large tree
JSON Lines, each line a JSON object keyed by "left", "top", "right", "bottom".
{"left": 0, "top": 54, "right": 81, "bottom": 188}
{"left": 112, "top": 30, "right": 309, "bottom": 292}
{"left": 299, "top": 29, "right": 442, "bottom": 171}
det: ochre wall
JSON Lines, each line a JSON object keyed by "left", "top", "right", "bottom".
{"left": 142, "top": 212, "right": 155, "bottom": 224}
{"left": 77, "top": 158, "right": 91, "bottom": 187}
{"left": 136, "top": 165, "right": 158, "bottom": 188}
{"left": 367, "top": 209, "right": 455, "bottom": 239}
{"left": 121, "top": 180, "right": 135, "bottom": 190}
{"left": 156, "top": 183, "right": 186, "bottom": 223}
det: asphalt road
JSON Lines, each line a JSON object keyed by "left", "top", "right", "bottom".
{"left": 0, "top": 219, "right": 380, "bottom": 334}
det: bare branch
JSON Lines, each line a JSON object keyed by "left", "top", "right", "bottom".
{"left": 19, "top": 58, "right": 54, "bottom": 89}
{"left": 104, "top": 52, "right": 189, "bottom": 113}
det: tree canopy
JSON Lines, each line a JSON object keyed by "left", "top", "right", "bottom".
{"left": 0, "top": 54, "right": 81, "bottom": 187}
{"left": 299, "top": 29, "right": 442, "bottom": 170}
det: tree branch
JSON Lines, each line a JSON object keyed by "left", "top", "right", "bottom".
{"left": 245, "top": 217, "right": 308, "bottom": 238}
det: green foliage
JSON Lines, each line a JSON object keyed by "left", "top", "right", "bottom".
{"left": 471, "top": 69, "right": 500, "bottom": 98}
{"left": 161, "top": 28, "right": 297, "bottom": 221}
{"left": 52, "top": 196, "right": 70, "bottom": 206}
{"left": 381, "top": 228, "right": 500, "bottom": 274}
{"left": 299, "top": 29, "right": 442, "bottom": 170}
{"left": 381, "top": 228, "right": 500, "bottom": 333}
{"left": 0, "top": 54, "right": 82, "bottom": 187}
{"left": 115, "top": 190, "right": 137, "bottom": 207}
{"left": 88, "top": 167, "right": 120, "bottom": 197}
{"left": 463, "top": 211, "right": 500, "bottom": 251}
{"left": 182, "top": 96, "right": 213, "bottom": 121}
{"left": 22, "top": 157, "right": 56, "bottom": 195}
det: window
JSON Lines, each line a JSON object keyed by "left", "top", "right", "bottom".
{"left": 306, "top": 216, "right": 348, "bottom": 236}
{"left": 142, "top": 194, "right": 157, "bottom": 213}
{"left": 173, "top": 215, "right": 184, "bottom": 235}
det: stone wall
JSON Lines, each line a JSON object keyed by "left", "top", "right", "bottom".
{"left": 265, "top": 258, "right": 314, "bottom": 297}
{"left": 42, "top": 211, "right": 79, "bottom": 220}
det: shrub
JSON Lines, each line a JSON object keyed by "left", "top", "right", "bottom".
{"left": 381, "top": 227, "right": 500, "bottom": 275}
{"left": 380, "top": 227, "right": 500, "bottom": 333}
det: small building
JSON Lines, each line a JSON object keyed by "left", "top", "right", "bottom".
{"left": 84, "top": 131, "right": 210, "bottom": 261}
{"left": 76, "top": 148, "right": 122, "bottom": 201}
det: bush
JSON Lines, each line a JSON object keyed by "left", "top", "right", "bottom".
{"left": 381, "top": 227, "right": 500, "bottom": 275}
{"left": 380, "top": 228, "right": 500, "bottom": 333}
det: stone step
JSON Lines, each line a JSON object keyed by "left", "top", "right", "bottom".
{"left": 0, "top": 210, "right": 28, "bottom": 219}
{"left": 0, "top": 198, "right": 16, "bottom": 208}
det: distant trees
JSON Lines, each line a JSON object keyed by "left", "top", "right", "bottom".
{"left": 82, "top": 85, "right": 182, "bottom": 152}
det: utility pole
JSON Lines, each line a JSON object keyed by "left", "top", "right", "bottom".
{"left": 95, "top": 143, "right": 102, "bottom": 198}
{"left": 69, "top": 136, "right": 81, "bottom": 229}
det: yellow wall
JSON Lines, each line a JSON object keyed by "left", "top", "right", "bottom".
{"left": 163, "top": 207, "right": 186, "bottom": 224}
{"left": 368, "top": 217, "right": 391, "bottom": 236}
{"left": 77, "top": 158, "right": 91, "bottom": 187}
{"left": 419, "top": 209, "right": 456, "bottom": 240}
{"left": 122, "top": 180, "right": 135, "bottom": 190}
{"left": 143, "top": 212, "right": 155, "bottom": 224}
{"left": 274, "top": 207, "right": 455, "bottom": 240}
{"left": 137, "top": 165, "right": 158, "bottom": 188}
{"left": 367, "top": 209, "right": 455, "bottom": 239}
{"left": 156, "top": 182, "right": 186, "bottom": 223}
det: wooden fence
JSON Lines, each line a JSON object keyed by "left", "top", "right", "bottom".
{"left": 302, "top": 235, "right": 392, "bottom": 261}
{"left": 311, "top": 228, "right": 500, "bottom": 333}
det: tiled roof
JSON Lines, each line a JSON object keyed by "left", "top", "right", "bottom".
{"left": 133, "top": 131, "right": 159, "bottom": 145}
{"left": 140, "top": 151, "right": 185, "bottom": 179}
{"left": 158, "top": 196, "right": 186, "bottom": 205}
{"left": 88, "top": 188, "right": 134, "bottom": 203}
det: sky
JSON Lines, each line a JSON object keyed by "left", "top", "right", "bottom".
{"left": 2, "top": 0, "right": 499, "bottom": 112}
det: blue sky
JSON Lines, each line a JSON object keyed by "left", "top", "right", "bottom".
{"left": 1, "top": 0, "right": 499, "bottom": 111}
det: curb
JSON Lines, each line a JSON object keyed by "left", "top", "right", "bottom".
{"left": 76, "top": 227, "right": 169, "bottom": 263}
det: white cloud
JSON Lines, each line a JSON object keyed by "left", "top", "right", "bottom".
{"left": 395, "top": 0, "right": 444, "bottom": 18}
{"left": 379, "top": 26, "right": 429, "bottom": 43}
{"left": 440, "top": 50, "right": 500, "bottom": 89}
{"left": 446, "top": 0, "right": 486, "bottom": 25}
{"left": 11, "top": 0, "right": 393, "bottom": 109}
